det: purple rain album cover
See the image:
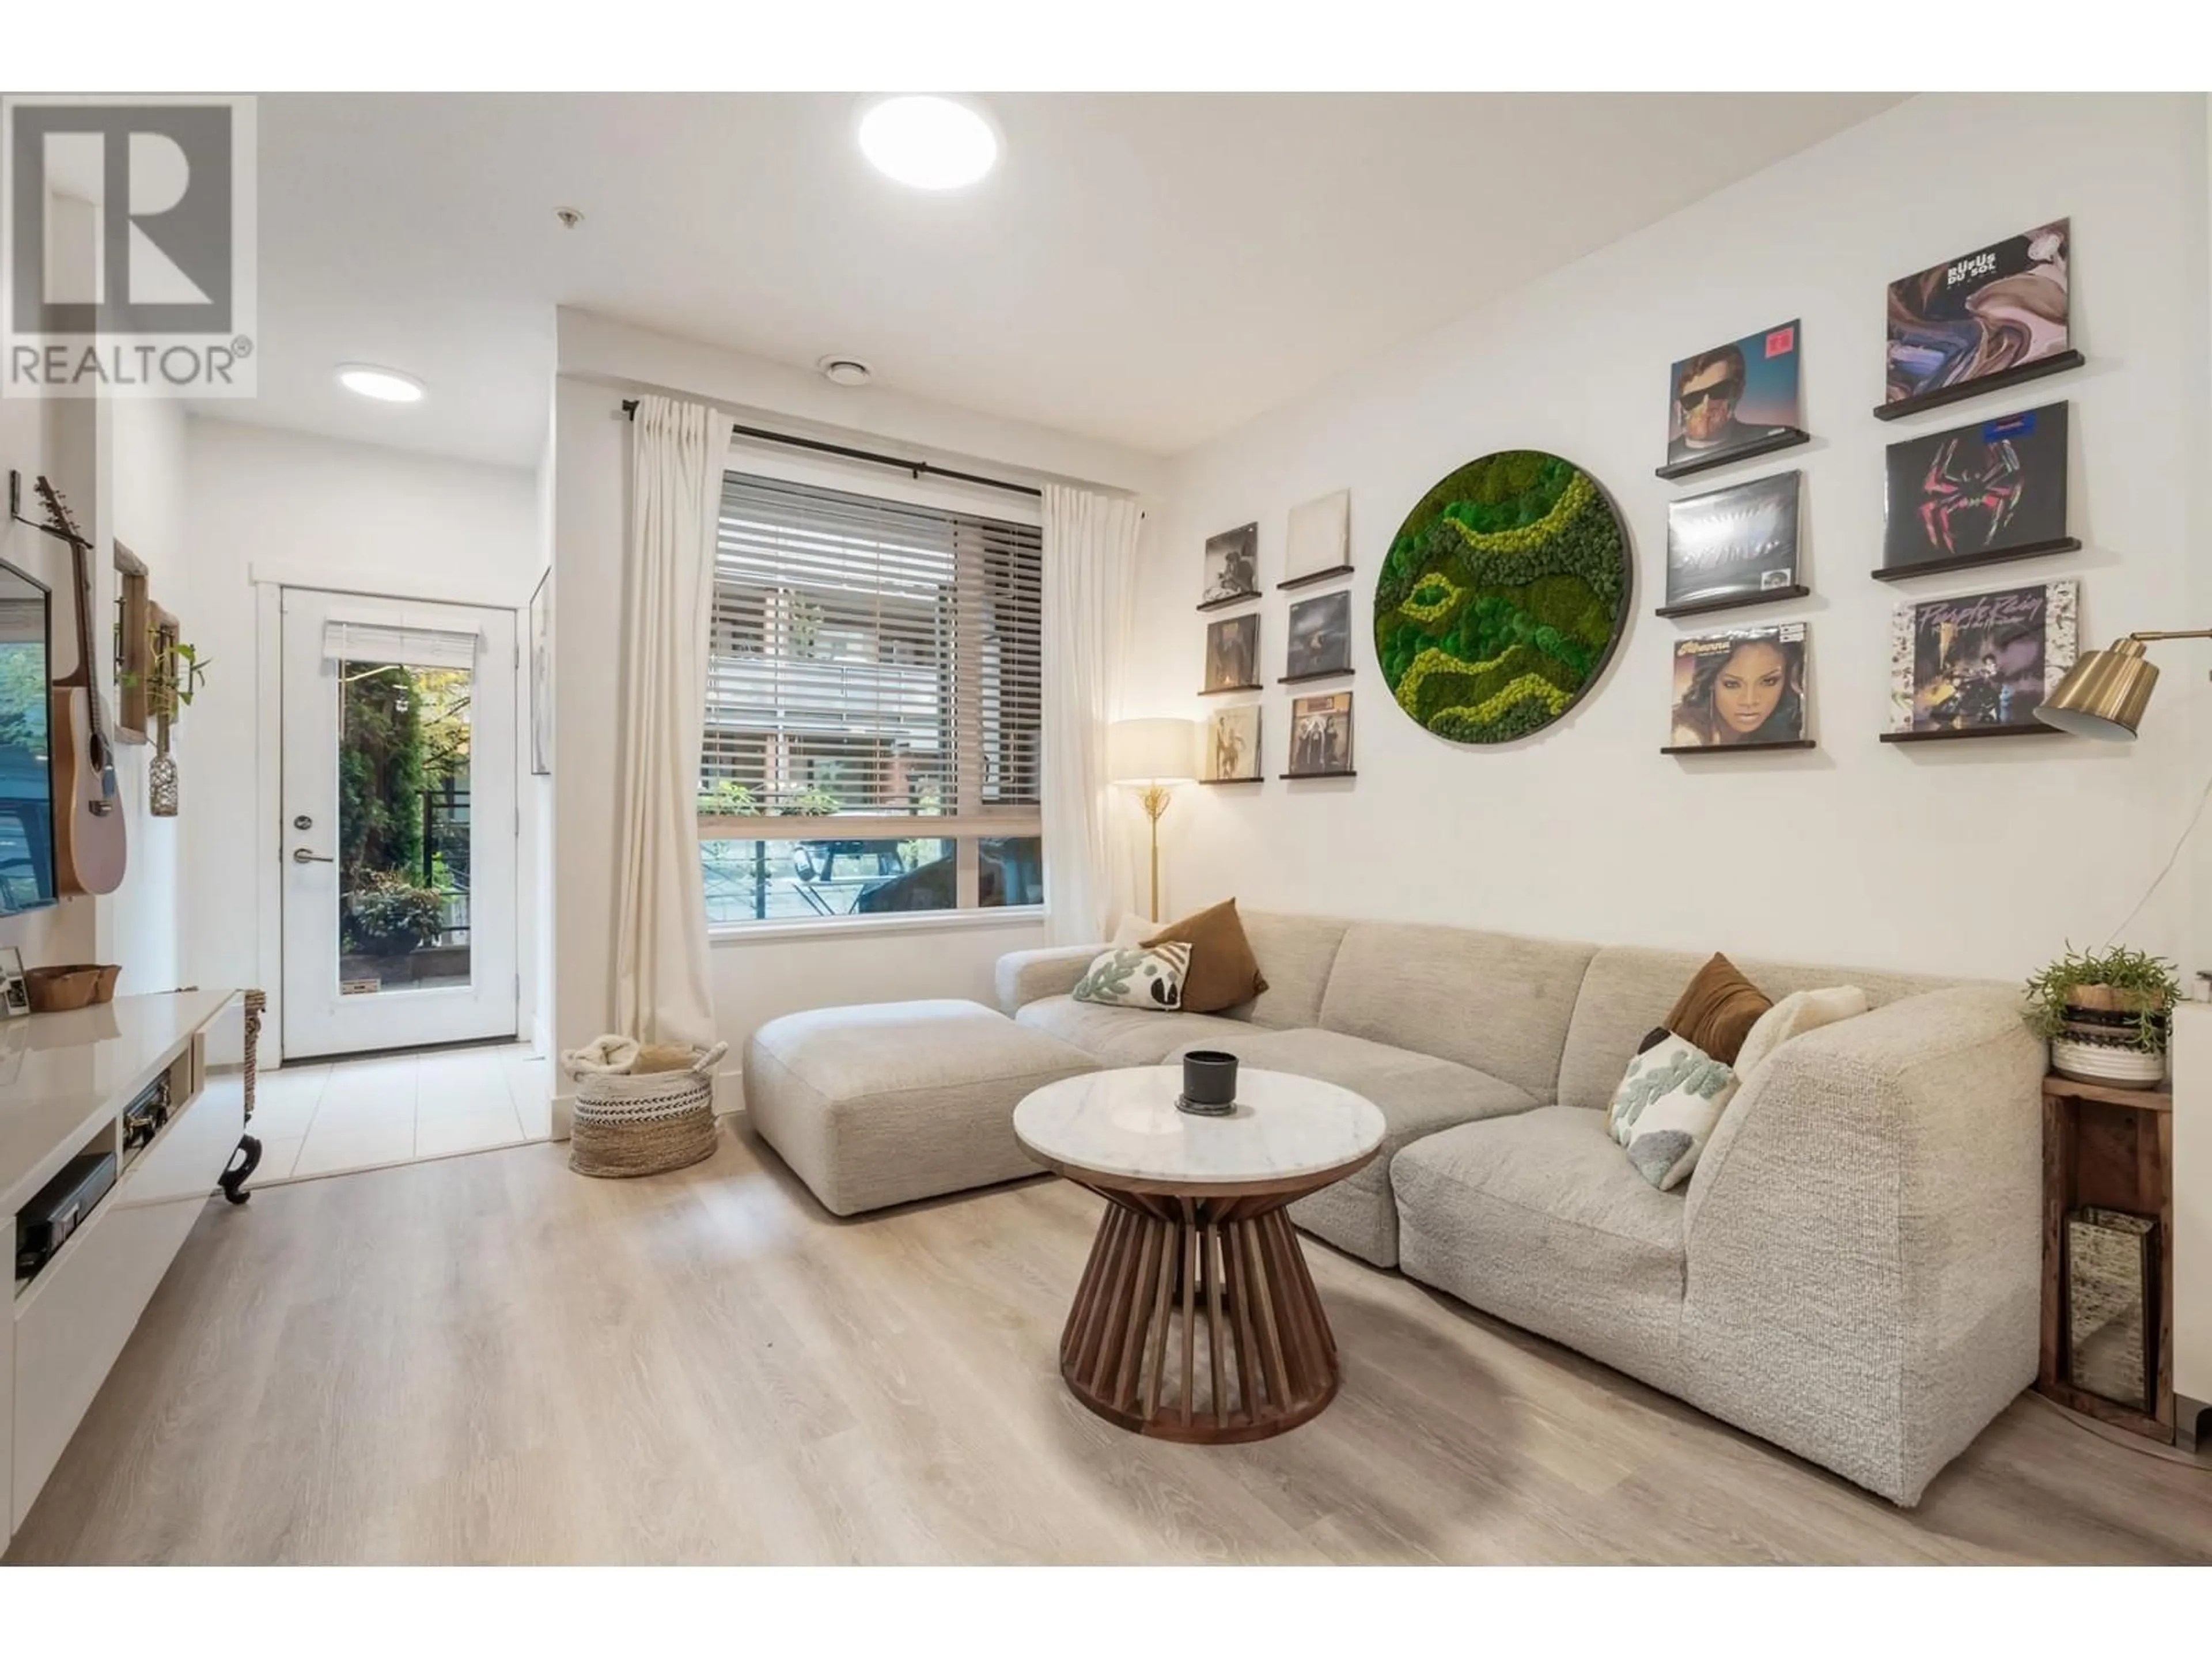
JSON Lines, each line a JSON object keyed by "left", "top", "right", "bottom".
{"left": 1888, "top": 578, "right": 2077, "bottom": 733}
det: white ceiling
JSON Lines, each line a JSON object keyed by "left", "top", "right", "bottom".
{"left": 209, "top": 92, "right": 1907, "bottom": 469}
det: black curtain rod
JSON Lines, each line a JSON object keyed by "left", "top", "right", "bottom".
{"left": 619, "top": 399, "right": 1043, "bottom": 500}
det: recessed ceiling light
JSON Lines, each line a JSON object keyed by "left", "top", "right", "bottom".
{"left": 816, "top": 355, "right": 873, "bottom": 388}
{"left": 857, "top": 95, "right": 998, "bottom": 191}
{"left": 337, "top": 365, "right": 425, "bottom": 403}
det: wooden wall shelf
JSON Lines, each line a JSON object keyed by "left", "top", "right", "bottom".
{"left": 1870, "top": 536, "right": 2082, "bottom": 584}
{"left": 2039, "top": 1074, "right": 2175, "bottom": 1442}
{"left": 1655, "top": 584, "right": 1810, "bottom": 620}
{"left": 1879, "top": 724, "right": 2065, "bottom": 745}
{"left": 1653, "top": 426, "right": 1809, "bottom": 481}
{"left": 1873, "top": 350, "right": 2084, "bottom": 421}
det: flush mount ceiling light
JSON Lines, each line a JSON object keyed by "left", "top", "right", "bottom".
{"left": 336, "top": 365, "right": 425, "bottom": 403}
{"left": 856, "top": 94, "right": 999, "bottom": 190}
{"left": 816, "top": 355, "right": 874, "bottom": 388}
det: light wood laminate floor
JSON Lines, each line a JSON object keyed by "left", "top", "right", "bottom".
{"left": 8, "top": 1126, "right": 2209, "bottom": 1565}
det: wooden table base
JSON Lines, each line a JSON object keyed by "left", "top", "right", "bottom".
{"left": 1058, "top": 1188, "right": 1341, "bottom": 1444}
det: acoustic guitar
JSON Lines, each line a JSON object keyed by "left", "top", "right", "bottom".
{"left": 36, "top": 478, "right": 128, "bottom": 896}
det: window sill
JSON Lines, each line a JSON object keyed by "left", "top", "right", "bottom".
{"left": 708, "top": 906, "right": 1050, "bottom": 947}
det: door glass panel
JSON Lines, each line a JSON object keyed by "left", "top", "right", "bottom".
{"left": 337, "top": 660, "right": 472, "bottom": 995}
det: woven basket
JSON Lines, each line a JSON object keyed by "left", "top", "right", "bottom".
{"left": 566, "top": 1040, "right": 727, "bottom": 1179}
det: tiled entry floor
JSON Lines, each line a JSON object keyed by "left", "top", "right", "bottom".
{"left": 248, "top": 1043, "right": 551, "bottom": 1184}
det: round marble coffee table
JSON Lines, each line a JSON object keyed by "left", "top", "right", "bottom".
{"left": 1013, "top": 1066, "right": 1385, "bottom": 1444}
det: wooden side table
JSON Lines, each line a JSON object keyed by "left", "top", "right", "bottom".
{"left": 2038, "top": 1074, "right": 2174, "bottom": 1441}
{"left": 1014, "top": 1066, "right": 1385, "bottom": 1444}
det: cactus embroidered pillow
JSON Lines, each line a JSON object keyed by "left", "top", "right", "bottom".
{"left": 1071, "top": 942, "right": 1194, "bottom": 1012}
{"left": 1607, "top": 1029, "right": 1741, "bottom": 1192}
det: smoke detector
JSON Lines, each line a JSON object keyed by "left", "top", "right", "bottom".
{"left": 817, "top": 356, "right": 873, "bottom": 388}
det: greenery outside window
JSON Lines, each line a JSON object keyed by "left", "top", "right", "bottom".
{"left": 700, "top": 469, "right": 1043, "bottom": 927}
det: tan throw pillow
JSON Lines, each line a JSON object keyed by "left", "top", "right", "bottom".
{"left": 1143, "top": 899, "right": 1269, "bottom": 1015}
{"left": 1664, "top": 953, "right": 1772, "bottom": 1066}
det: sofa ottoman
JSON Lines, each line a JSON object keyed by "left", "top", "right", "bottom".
{"left": 743, "top": 998, "right": 1099, "bottom": 1216}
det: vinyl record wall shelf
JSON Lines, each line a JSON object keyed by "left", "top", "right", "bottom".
{"left": 1660, "top": 738, "right": 1817, "bottom": 756}
{"left": 1653, "top": 427, "right": 1809, "bottom": 482}
{"left": 1196, "top": 592, "right": 1261, "bottom": 614}
{"left": 1872, "top": 350, "right": 2084, "bottom": 421}
{"left": 1276, "top": 564, "right": 1354, "bottom": 592}
{"left": 1870, "top": 536, "right": 2082, "bottom": 584}
{"left": 1654, "top": 584, "right": 1811, "bottom": 621}
{"left": 1879, "top": 724, "right": 2067, "bottom": 745}
{"left": 1281, "top": 770, "right": 1357, "bottom": 781}
{"left": 1197, "top": 683, "right": 1263, "bottom": 696}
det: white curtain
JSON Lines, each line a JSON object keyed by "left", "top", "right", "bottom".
{"left": 612, "top": 395, "right": 725, "bottom": 1046}
{"left": 1040, "top": 483, "right": 1141, "bottom": 945}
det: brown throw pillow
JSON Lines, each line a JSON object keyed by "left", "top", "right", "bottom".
{"left": 1143, "top": 899, "right": 1269, "bottom": 1015}
{"left": 1664, "top": 953, "right": 1772, "bottom": 1066}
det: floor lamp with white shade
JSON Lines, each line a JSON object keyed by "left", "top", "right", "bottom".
{"left": 1108, "top": 718, "right": 1198, "bottom": 923}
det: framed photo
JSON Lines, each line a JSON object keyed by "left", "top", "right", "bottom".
{"left": 1662, "top": 471, "right": 1802, "bottom": 614}
{"left": 1888, "top": 579, "right": 2077, "bottom": 736}
{"left": 527, "top": 569, "right": 552, "bottom": 775}
{"left": 1883, "top": 219, "right": 2073, "bottom": 413}
{"left": 1661, "top": 319, "right": 1805, "bottom": 477}
{"left": 1881, "top": 402, "right": 2073, "bottom": 578}
{"left": 1282, "top": 589, "right": 1352, "bottom": 682}
{"left": 1199, "top": 522, "right": 1259, "bottom": 609}
{"left": 1202, "top": 613, "right": 1260, "bottom": 694}
{"left": 1203, "top": 706, "right": 1261, "bottom": 783}
{"left": 1666, "top": 624, "right": 1809, "bottom": 751}
{"left": 1281, "top": 489, "right": 1350, "bottom": 589}
{"left": 1286, "top": 691, "right": 1353, "bottom": 778}
{"left": 0, "top": 946, "right": 29, "bottom": 1018}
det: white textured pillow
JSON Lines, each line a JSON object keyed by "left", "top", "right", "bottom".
{"left": 1608, "top": 1031, "right": 1740, "bottom": 1192}
{"left": 1733, "top": 985, "right": 1870, "bottom": 1078}
{"left": 1109, "top": 914, "right": 1157, "bottom": 949}
{"left": 1072, "top": 942, "right": 1192, "bottom": 1011}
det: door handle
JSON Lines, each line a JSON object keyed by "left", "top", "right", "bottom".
{"left": 291, "top": 847, "right": 335, "bottom": 864}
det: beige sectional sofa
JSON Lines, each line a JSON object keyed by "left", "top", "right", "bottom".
{"left": 994, "top": 911, "right": 2044, "bottom": 1507}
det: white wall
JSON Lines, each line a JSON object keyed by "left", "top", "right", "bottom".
{"left": 180, "top": 418, "right": 540, "bottom": 1048}
{"left": 1132, "top": 93, "right": 2212, "bottom": 986}
{"left": 551, "top": 313, "right": 1171, "bottom": 1120}
{"left": 106, "top": 399, "right": 190, "bottom": 994}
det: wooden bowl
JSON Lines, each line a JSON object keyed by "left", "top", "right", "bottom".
{"left": 25, "top": 963, "right": 122, "bottom": 1013}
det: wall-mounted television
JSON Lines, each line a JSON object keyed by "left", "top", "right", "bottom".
{"left": 0, "top": 558, "right": 56, "bottom": 914}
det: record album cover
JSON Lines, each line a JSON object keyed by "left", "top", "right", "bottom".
{"left": 1881, "top": 403, "right": 2070, "bottom": 573}
{"left": 1665, "top": 471, "right": 1801, "bottom": 609}
{"left": 1885, "top": 220, "right": 2070, "bottom": 407}
{"left": 1205, "top": 706, "right": 1260, "bottom": 782}
{"left": 1888, "top": 578, "right": 2077, "bottom": 733}
{"left": 1669, "top": 624, "right": 1808, "bottom": 748}
{"left": 1665, "top": 320, "right": 1803, "bottom": 468}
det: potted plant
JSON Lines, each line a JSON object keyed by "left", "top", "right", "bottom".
{"left": 2023, "top": 944, "right": 2179, "bottom": 1089}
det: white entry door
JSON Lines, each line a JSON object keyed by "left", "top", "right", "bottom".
{"left": 281, "top": 587, "right": 518, "bottom": 1058}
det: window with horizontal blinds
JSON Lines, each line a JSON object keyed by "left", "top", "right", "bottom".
{"left": 700, "top": 468, "right": 1044, "bottom": 926}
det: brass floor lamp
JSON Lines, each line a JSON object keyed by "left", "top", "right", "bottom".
{"left": 2036, "top": 629, "right": 2212, "bottom": 738}
{"left": 1107, "top": 718, "right": 1198, "bottom": 922}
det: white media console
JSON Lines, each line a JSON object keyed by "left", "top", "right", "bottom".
{"left": 0, "top": 989, "right": 244, "bottom": 1547}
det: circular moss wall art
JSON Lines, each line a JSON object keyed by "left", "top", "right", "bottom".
{"left": 1374, "top": 449, "right": 1632, "bottom": 745}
